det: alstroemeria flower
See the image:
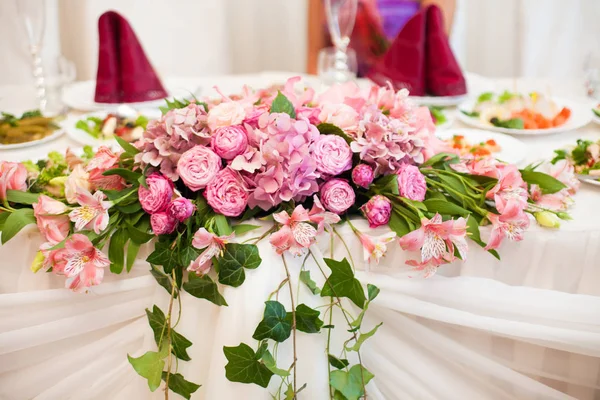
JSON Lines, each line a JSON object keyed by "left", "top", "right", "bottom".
{"left": 486, "top": 165, "right": 528, "bottom": 213}
{"left": 187, "top": 228, "right": 234, "bottom": 275}
{"left": 68, "top": 187, "right": 111, "bottom": 234}
{"left": 485, "top": 203, "right": 531, "bottom": 251}
{"left": 308, "top": 195, "right": 340, "bottom": 233}
{"left": 270, "top": 205, "right": 318, "bottom": 256}
{"left": 357, "top": 231, "right": 397, "bottom": 264}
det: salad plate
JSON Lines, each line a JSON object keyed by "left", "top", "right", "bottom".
{"left": 410, "top": 93, "right": 467, "bottom": 107}
{"left": 457, "top": 92, "right": 591, "bottom": 135}
{"left": 0, "top": 110, "right": 65, "bottom": 150}
{"left": 552, "top": 139, "right": 600, "bottom": 186}
{"left": 436, "top": 128, "right": 528, "bottom": 165}
{"left": 429, "top": 106, "right": 453, "bottom": 130}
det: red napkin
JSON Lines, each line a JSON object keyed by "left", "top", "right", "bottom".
{"left": 94, "top": 11, "right": 168, "bottom": 104}
{"left": 367, "top": 5, "right": 466, "bottom": 97}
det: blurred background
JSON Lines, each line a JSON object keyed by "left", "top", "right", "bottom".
{"left": 1, "top": 0, "right": 599, "bottom": 85}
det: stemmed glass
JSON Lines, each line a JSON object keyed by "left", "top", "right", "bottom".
{"left": 15, "top": 0, "right": 47, "bottom": 112}
{"left": 322, "top": 0, "right": 358, "bottom": 83}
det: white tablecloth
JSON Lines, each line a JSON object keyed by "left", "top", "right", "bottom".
{"left": 1, "top": 73, "right": 600, "bottom": 400}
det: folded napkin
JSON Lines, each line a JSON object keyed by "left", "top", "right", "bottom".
{"left": 367, "top": 4, "right": 466, "bottom": 97}
{"left": 94, "top": 11, "right": 167, "bottom": 104}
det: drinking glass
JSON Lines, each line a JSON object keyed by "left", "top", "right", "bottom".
{"left": 322, "top": 0, "right": 358, "bottom": 84}
{"left": 15, "top": 0, "right": 47, "bottom": 112}
{"left": 317, "top": 47, "right": 358, "bottom": 84}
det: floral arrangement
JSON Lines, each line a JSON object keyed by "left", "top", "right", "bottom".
{"left": 0, "top": 77, "right": 577, "bottom": 399}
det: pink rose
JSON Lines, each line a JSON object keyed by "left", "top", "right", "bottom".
{"left": 352, "top": 164, "right": 374, "bottom": 189}
{"left": 204, "top": 168, "right": 249, "bottom": 217}
{"left": 211, "top": 125, "right": 248, "bottom": 160}
{"left": 177, "top": 146, "right": 222, "bottom": 191}
{"left": 313, "top": 135, "right": 353, "bottom": 176}
{"left": 138, "top": 173, "right": 174, "bottom": 214}
{"left": 167, "top": 197, "right": 195, "bottom": 222}
{"left": 0, "top": 161, "right": 27, "bottom": 200}
{"left": 318, "top": 103, "right": 359, "bottom": 131}
{"left": 207, "top": 101, "right": 245, "bottom": 131}
{"left": 33, "top": 195, "right": 70, "bottom": 245}
{"left": 361, "top": 195, "right": 392, "bottom": 228}
{"left": 397, "top": 164, "right": 426, "bottom": 201}
{"left": 150, "top": 212, "right": 178, "bottom": 235}
{"left": 320, "top": 179, "right": 355, "bottom": 214}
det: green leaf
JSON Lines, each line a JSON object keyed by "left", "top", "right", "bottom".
{"left": 162, "top": 372, "right": 201, "bottom": 400}
{"left": 350, "top": 285, "right": 379, "bottom": 330}
{"left": 127, "top": 342, "right": 169, "bottom": 392}
{"left": 285, "top": 383, "right": 295, "bottom": 400}
{"left": 102, "top": 168, "right": 142, "bottom": 182}
{"left": 460, "top": 110, "right": 480, "bottom": 118}
{"left": 373, "top": 174, "right": 399, "bottom": 195}
{"left": 519, "top": 169, "right": 567, "bottom": 194}
{"left": 116, "top": 202, "right": 142, "bottom": 214}
{"left": 6, "top": 190, "right": 40, "bottom": 205}
{"left": 346, "top": 322, "right": 382, "bottom": 352}
{"left": 216, "top": 243, "right": 262, "bottom": 287}
{"left": 0, "top": 212, "right": 9, "bottom": 231}
{"left": 232, "top": 223, "right": 261, "bottom": 236}
{"left": 261, "top": 350, "right": 290, "bottom": 377}
{"left": 465, "top": 217, "right": 500, "bottom": 260}
{"left": 178, "top": 246, "right": 200, "bottom": 268}
{"left": 252, "top": 301, "right": 292, "bottom": 342}
{"left": 593, "top": 108, "right": 600, "bottom": 118}
{"left": 270, "top": 91, "right": 296, "bottom": 118}
{"left": 114, "top": 134, "right": 140, "bottom": 155}
{"left": 321, "top": 258, "right": 366, "bottom": 309}
{"left": 299, "top": 270, "right": 321, "bottom": 294}
{"left": 290, "top": 303, "right": 323, "bottom": 333}
{"left": 223, "top": 343, "right": 274, "bottom": 388}
{"left": 367, "top": 284, "right": 380, "bottom": 301}
{"left": 498, "top": 90, "right": 516, "bottom": 104}
{"left": 127, "top": 224, "right": 155, "bottom": 244}
{"left": 183, "top": 273, "right": 228, "bottom": 306}
{"left": 147, "top": 241, "right": 180, "bottom": 273}
{"left": 1, "top": 208, "right": 36, "bottom": 244}
{"left": 476, "top": 91, "right": 494, "bottom": 103}
{"left": 428, "top": 106, "right": 447, "bottom": 125}
{"left": 423, "top": 199, "right": 471, "bottom": 216}
{"left": 328, "top": 354, "right": 349, "bottom": 370}
{"left": 214, "top": 214, "right": 233, "bottom": 236}
{"left": 149, "top": 265, "right": 177, "bottom": 297}
{"left": 146, "top": 305, "right": 192, "bottom": 361}
{"left": 388, "top": 210, "right": 410, "bottom": 237}
{"left": 108, "top": 228, "right": 128, "bottom": 274}
{"left": 490, "top": 117, "right": 524, "bottom": 129}
{"left": 126, "top": 241, "right": 140, "bottom": 272}
{"left": 330, "top": 365, "right": 375, "bottom": 400}
{"left": 316, "top": 123, "right": 353, "bottom": 144}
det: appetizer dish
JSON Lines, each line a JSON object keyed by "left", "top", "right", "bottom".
{"left": 75, "top": 113, "right": 149, "bottom": 142}
{"left": 0, "top": 110, "right": 62, "bottom": 147}
{"left": 552, "top": 139, "right": 600, "bottom": 180}
{"left": 429, "top": 106, "right": 447, "bottom": 126}
{"left": 445, "top": 134, "right": 501, "bottom": 157}
{"left": 592, "top": 104, "right": 600, "bottom": 125}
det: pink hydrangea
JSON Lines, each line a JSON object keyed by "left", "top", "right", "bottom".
{"left": 204, "top": 168, "right": 249, "bottom": 217}
{"left": 312, "top": 135, "right": 353, "bottom": 176}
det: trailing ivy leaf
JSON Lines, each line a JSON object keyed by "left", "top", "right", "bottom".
{"left": 252, "top": 301, "right": 291, "bottom": 342}
{"left": 178, "top": 246, "right": 200, "bottom": 268}
{"left": 126, "top": 241, "right": 140, "bottom": 272}
{"left": 232, "top": 223, "right": 261, "bottom": 236}
{"left": 162, "top": 372, "right": 201, "bottom": 400}
{"left": 223, "top": 343, "right": 274, "bottom": 388}
{"left": 183, "top": 273, "right": 228, "bottom": 306}
{"left": 102, "top": 168, "right": 142, "bottom": 182}
{"left": 367, "top": 284, "right": 380, "bottom": 301}
{"left": 299, "top": 270, "right": 321, "bottom": 294}
{"left": 146, "top": 305, "right": 192, "bottom": 361}
{"left": 423, "top": 199, "right": 470, "bottom": 216}
{"left": 5, "top": 190, "right": 40, "bottom": 205}
{"left": 149, "top": 265, "right": 177, "bottom": 297}
{"left": 330, "top": 365, "right": 374, "bottom": 400}
{"left": 270, "top": 91, "right": 296, "bottom": 118}
{"left": 321, "top": 258, "right": 366, "bottom": 308}
{"left": 350, "top": 284, "right": 380, "bottom": 330}
{"left": 519, "top": 169, "right": 566, "bottom": 194}
{"left": 284, "top": 383, "right": 295, "bottom": 400}
{"left": 388, "top": 210, "right": 410, "bottom": 237}
{"left": 114, "top": 135, "right": 140, "bottom": 155}
{"left": 346, "top": 323, "right": 383, "bottom": 352}
{"left": 216, "top": 243, "right": 262, "bottom": 287}
{"left": 373, "top": 174, "right": 399, "bottom": 195}
{"left": 261, "top": 350, "right": 290, "bottom": 377}
{"left": 287, "top": 303, "right": 323, "bottom": 333}
{"left": 316, "top": 123, "right": 352, "bottom": 144}
{"left": 328, "top": 354, "right": 349, "bottom": 370}
{"left": 127, "top": 342, "right": 169, "bottom": 392}
{"left": 1, "top": 208, "right": 36, "bottom": 244}
{"left": 147, "top": 241, "right": 179, "bottom": 273}
{"left": 108, "top": 228, "right": 128, "bottom": 274}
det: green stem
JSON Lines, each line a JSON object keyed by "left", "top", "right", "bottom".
{"left": 281, "top": 255, "right": 297, "bottom": 397}
{"left": 333, "top": 227, "right": 356, "bottom": 272}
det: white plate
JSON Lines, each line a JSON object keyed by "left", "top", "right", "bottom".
{"left": 0, "top": 124, "right": 65, "bottom": 150}
{"left": 61, "top": 109, "right": 161, "bottom": 149}
{"left": 62, "top": 78, "right": 200, "bottom": 111}
{"left": 436, "top": 128, "right": 528, "bottom": 165}
{"left": 457, "top": 97, "right": 591, "bottom": 135}
{"left": 410, "top": 94, "right": 468, "bottom": 107}
{"left": 432, "top": 108, "right": 455, "bottom": 131}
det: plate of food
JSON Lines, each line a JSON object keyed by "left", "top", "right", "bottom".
{"left": 0, "top": 109, "right": 65, "bottom": 150}
{"left": 62, "top": 106, "right": 160, "bottom": 147}
{"left": 436, "top": 128, "right": 528, "bottom": 165}
{"left": 429, "top": 106, "right": 453, "bottom": 130}
{"left": 592, "top": 104, "right": 600, "bottom": 125}
{"left": 457, "top": 91, "right": 591, "bottom": 135}
{"left": 552, "top": 138, "right": 600, "bottom": 186}
{"left": 410, "top": 94, "right": 467, "bottom": 107}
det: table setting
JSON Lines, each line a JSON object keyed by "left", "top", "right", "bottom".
{"left": 1, "top": 1, "right": 600, "bottom": 400}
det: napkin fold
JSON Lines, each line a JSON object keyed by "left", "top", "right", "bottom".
{"left": 367, "top": 4, "right": 466, "bottom": 97}
{"left": 94, "top": 11, "right": 168, "bottom": 104}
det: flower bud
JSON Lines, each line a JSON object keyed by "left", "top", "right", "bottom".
{"left": 534, "top": 211, "right": 561, "bottom": 228}
{"left": 556, "top": 212, "right": 572, "bottom": 221}
{"left": 31, "top": 251, "right": 45, "bottom": 273}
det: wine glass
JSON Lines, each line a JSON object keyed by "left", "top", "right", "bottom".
{"left": 322, "top": 0, "right": 358, "bottom": 83}
{"left": 15, "top": 0, "right": 47, "bottom": 112}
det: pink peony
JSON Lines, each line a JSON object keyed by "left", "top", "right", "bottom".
{"left": 312, "top": 135, "right": 353, "bottom": 176}
{"left": 360, "top": 195, "right": 392, "bottom": 228}
{"left": 397, "top": 164, "right": 427, "bottom": 201}
{"left": 207, "top": 101, "right": 245, "bottom": 131}
{"left": 320, "top": 179, "right": 355, "bottom": 214}
{"left": 138, "top": 173, "right": 174, "bottom": 214}
{"left": 352, "top": 164, "right": 374, "bottom": 188}
{"left": 167, "top": 197, "right": 195, "bottom": 222}
{"left": 318, "top": 103, "right": 359, "bottom": 131}
{"left": 150, "top": 212, "right": 178, "bottom": 235}
{"left": 0, "top": 161, "right": 27, "bottom": 200}
{"left": 33, "top": 195, "right": 70, "bottom": 245}
{"left": 204, "top": 168, "right": 249, "bottom": 217}
{"left": 177, "top": 146, "right": 222, "bottom": 191}
{"left": 211, "top": 125, "right": 248, "bottom": 160}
